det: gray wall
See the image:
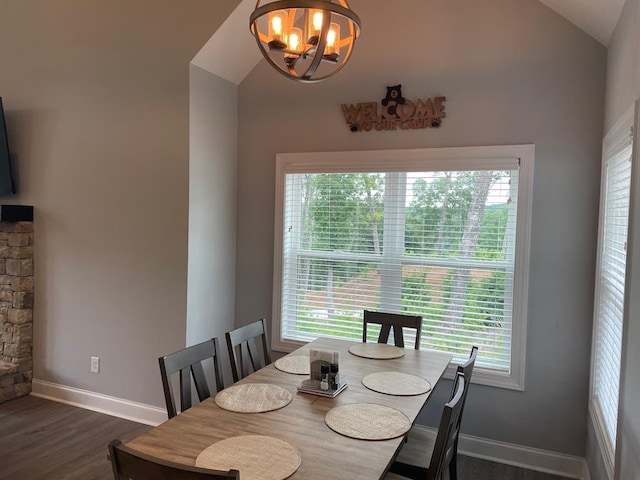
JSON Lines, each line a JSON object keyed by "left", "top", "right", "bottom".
{"left": 236, "top": 0, "right": 606, "bottom": 455}
{"left": 590, "top": 0, "right": 640, "bottom": 478}
{"left": 0, "top": 0, "right": 237, "bottom": 407}
{"left": 187, "top": 65, "right": 238, "bottom": 386}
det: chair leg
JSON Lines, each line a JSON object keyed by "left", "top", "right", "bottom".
{"left": 449, "top": 456, "right": 457, "bottom": 480}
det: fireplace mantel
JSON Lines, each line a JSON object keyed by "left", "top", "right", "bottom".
{"left": 0, "top": 205, "right": 33, "bottom": 222}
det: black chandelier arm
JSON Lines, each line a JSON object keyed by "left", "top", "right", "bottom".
{"left": 252, "top": 29, "right": 295, "bottom": 80}
{"left": 253, "top": 33, "right": 357, "bottom": 83}
{"left": 297, "top": 50, "right": 354, "bottom": 82}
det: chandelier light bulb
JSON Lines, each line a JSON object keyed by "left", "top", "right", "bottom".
{"left": 313, "top": 11, "right": 323, "bottom": 30}
{"left": 308, "top": 9, "right": 323, "bottom": 44}
{"left": 289, "top": 29, "right": 301, "bottom": 50}
{"left": 272, "top": 17, "right": 282, "bottom": 35}
{"left": 285, "top": 26, "right": 303, "bottom": 66}
{"left": 267, "top": 10, "right": 288, "bottom": 49}
{"left": 326, "top": 28, "right": 335, "bottom": 46}
{"left": 323, "top": 22, "right": 340, "bottom": 61}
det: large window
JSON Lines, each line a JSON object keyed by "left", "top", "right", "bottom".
{"left": 273, "top": 146, "right": 533, "bottom": 389}
{"left": 590, "top": 103, "right": 637, "bottom": 480}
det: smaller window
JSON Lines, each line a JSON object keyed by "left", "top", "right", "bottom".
{"left": 590, "top": 102, "right": 637, "bottom": 480}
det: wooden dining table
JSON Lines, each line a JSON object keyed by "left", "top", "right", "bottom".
{"left": 126, "top": 338, "right": 452, "bottom": 480}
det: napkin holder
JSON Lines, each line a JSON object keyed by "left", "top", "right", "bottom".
{"left": 298, "top": 348, "right": 347, "bottom": 398}
{"left": 309, "top": 348, "right": 339, "bottom": 381}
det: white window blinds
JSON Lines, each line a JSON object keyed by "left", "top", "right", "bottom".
{"left": 273, "top": 146, "right": 534, "bottom": 388}
{"left": 591, "top": 105, "right": 635, "bottom": 477}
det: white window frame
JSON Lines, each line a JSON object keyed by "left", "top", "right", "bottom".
{"left": 589, "top": 101, "right": 638, "bottom": 480}
{"left": 272, "top": 145, "right": 534, "bottom": 390}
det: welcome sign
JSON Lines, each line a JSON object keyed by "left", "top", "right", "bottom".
{"left": 341, "top": 85, "right": 446, "bottom": 132}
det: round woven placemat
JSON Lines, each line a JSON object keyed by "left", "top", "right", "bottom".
{"left": 274, "top": 355, "right": 310, "bottom": 375}
{"left": 196, "top": 435, "right": 301, "bottom": 480}
{"left": 214, "top": 383, "right": 292, "bottom": 413}
{"left": 348, "top": 343, "right": 405, "bottom": 359}
{"left": 324, "top": 403, "right": 411, "bottom": 440}
{"left": 362, "top": 372, "right": 431, "bottom": 396}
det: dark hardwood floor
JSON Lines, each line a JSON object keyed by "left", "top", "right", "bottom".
{"left": 455, "top": 458, "right": 572, "bottom": 480}
{"left": 0, "top": 395, "right": 572, "bottom": 480}
{"left": 398, "top": 426, "right": 573, "bottom": 480}
{"left": 0, "top": 395, "right": 150, "bottom": 480}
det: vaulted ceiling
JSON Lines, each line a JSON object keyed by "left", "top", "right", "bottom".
{"left": 539, "top": 0, "right": 625, "bottom": 45}
{"left": 193, "top": 0, "right": 625, "bottom": 85}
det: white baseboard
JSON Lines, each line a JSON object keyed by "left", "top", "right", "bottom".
{"left": 413, "top": 425, "right": 588, "bottom": 479}
{"left": 31, "top": 378, "right": 167, "bottom": 426}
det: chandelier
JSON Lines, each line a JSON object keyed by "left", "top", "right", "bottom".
{"left": 250, "top": 0, "right": 361, "bottom": 83}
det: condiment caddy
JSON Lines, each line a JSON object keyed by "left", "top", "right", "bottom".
{"left": 297, "top": 348, "right": 348, "bottom": 397}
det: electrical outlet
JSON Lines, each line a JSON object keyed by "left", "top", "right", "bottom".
{"left": 90, "top": 356, "right": 100, "bottom": 374}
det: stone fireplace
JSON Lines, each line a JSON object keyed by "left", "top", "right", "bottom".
{"left": 0, "top": 214, "right": 33, "bottom": 404}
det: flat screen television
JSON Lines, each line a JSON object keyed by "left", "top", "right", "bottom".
{"left": 0, "top": 97, "right": 16, "bottom": 195}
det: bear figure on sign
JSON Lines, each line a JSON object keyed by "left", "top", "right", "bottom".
{"left": 381, "top": 85, "right": 406, "bottom": 119}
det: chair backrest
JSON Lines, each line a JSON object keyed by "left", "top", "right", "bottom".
{"left": 426, "top": 372, "right": 466, "bottom": 480}
{"left": 225, "top": 319, "right": 271, "bottom": 383}
{"left": 363, "top": 310, "right": 423, "bottom": 349}
{"left": 158, "top": 338, "right": 224, "bottom": 419}
{"left": 455, "top": 346, "right": 478, "bottom": 428}
{"left": 109, "top": 439, "right": 239, "bottom": 480}
{"left": 447, "top": 345, "right": 478, "bottom": 475}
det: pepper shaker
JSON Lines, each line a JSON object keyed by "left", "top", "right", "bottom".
{"left": 330, "top": 363, "right": 339, "bottom": 389}
{"left": 320, "top": 364, "right": 330, "bottom": 391}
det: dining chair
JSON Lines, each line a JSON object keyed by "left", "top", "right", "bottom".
{"left": 158, "top": 338, "right": 224, "bottom": 419}
{"left": 363, "top": 310, "right": 423, "bottom": 349}
{"left": 225, "top": 318, "right": 272, "bottom": 382}
{"left": 392, "top": 346, "right": 478, "bottom": 480}
{"left": 449, "top": 346, "right": 478, "bottom": 480}
{"left": 386, "top": 372, "right": 466, "bottom": 480}
{"left": 108, "top": 439, "right": 239, "bottom": 480}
